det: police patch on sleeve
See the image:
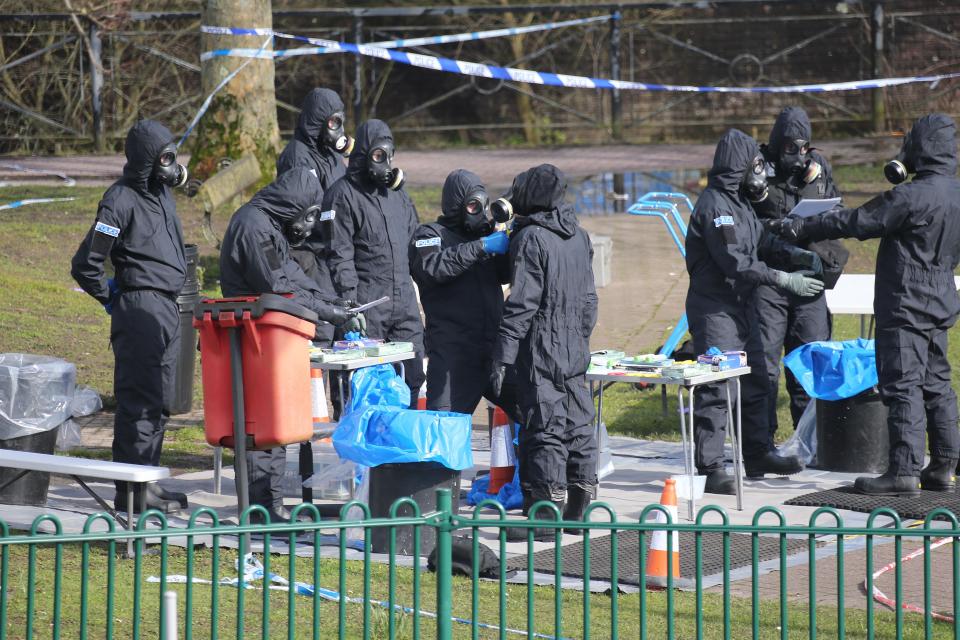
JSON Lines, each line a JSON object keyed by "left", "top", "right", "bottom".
{"left": 95, "top": 221, "right": 120, "bottom": 237}
{"left": 713, "top": 214, "right": 737, "bottom": 244}
{"left": 319, "top": 209, "right": 336, "bottom": 222}
{"left": 415, "top": 237, "right": 441, "bottom": 249}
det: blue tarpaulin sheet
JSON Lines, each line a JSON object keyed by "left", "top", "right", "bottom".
{"left": 332, "top": 365, "right": 474, "bottom": 470}
{"left": 783, "top": 338, "right": 878, "bottom": 401}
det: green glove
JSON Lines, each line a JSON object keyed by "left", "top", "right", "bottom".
{"left": 775, "top": 270, "right": 825, "bottom": 297}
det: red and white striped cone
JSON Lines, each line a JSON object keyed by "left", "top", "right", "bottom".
{"left": 645, "top": 478, "right": 681, "bottom": 588}
{"left": 310, "top": 368, "right": 330, "bottom": 432}
{"left": 487, "top": 407, "right": 516, "bottom": 494}
{"left": 416, "top": 385, "right": 427, "bottom": 410}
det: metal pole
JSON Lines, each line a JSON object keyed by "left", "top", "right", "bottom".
{"left": 162, "top": 591, "right": 178, "bottom": 640}
{"left": 89, "top": 21, "right": 104, "bottom": 152}
{"left": 435, "top": 488, "right": 453, "bottom": 640}
{"left": 871, "top": 2, "right": 886, "bottom": 133}
{"left": 353, "top": 16, "right": 363, "bottom": 125}
{"left": 609, "top": 10, "right": 623, "bottom": 142}
{"left": 228, "top": 325, "right": 249, "bottom": 559}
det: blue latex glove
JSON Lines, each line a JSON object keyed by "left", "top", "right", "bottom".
{"left": 344, "top": 331, "right": 361, "bottom": 341}
{"left": 103, "top": 278, "right": 120, "bottom": 315}
{"left": 481, "top": 231, "right": 509, "bottom": 255}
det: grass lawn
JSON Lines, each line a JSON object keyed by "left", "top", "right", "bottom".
{"left": 0, "top": 542, "right": 941, "bottom": 639}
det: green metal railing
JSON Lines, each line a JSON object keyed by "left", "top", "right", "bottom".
{"left": 0, "top": 490, "right": 958, "bottom": 639}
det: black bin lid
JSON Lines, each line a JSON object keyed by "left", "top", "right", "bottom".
{"left": 194, "top": 293, "right": 319, "bottom": 324}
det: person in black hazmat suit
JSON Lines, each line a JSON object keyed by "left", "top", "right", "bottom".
{"left": 324, "top": 119, "right": 425, "bottom": 406}
{"left": 686, "top": 129, "right": 826, "bottom": 495}
{"left": 276, "top": 88, "right": 352, "bottom": 334}
{"left": 409, "top": 168, "right": 519, "bottom": 417}
{"left": 770, "top": 113, "right": 960, "bottom": 496}
{"left": 486, "top": 164, "right": 599, "bottom": 539}
{"left": 71, "top": 119, "right": 191, "bottom": 514}
{"left": 220, "top": 166, "right": 363, "bottom": 522}
{"left": 752, "top": 106, "right": 848, "bottom": 431}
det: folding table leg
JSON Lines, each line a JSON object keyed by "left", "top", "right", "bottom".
{"left": 212, "top": 447, "right": 222, "bottom": 495}
{"left": 686, "top": 386, "right": 697, "bottom": 521}
{"left": 127, "top": 484, "right": 135, "bottom": 558}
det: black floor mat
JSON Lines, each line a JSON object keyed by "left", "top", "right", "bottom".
{"left": 784, "top": 486, "right": 960, "bottom": 520}
{"left": 505, "top": 532, "right": 809, "bottom": 587}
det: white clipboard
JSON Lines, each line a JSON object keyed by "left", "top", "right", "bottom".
{"left": 787, "top": 197, "right": 842, "bottom": 218}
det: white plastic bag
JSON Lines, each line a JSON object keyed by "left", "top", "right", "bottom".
{"left": 70, "top": 385, "right": 102, "bottom": 417}
{"left": 778, "top": 402, "right": 817, "bottom": 465}
{"left": 56, "top": 419, "right": 82, "bottom": 451}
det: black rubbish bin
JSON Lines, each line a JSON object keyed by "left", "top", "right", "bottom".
{"left": 816, "top": 389, "right": 889, "bottom": 473}
{"left": 368, "top": 462, "right": 461, "bottom": 555}
{"left": 0, "top": 425, "right": 60, "bottom": 506}
{"left": 171, "top": 244, "right": 199, "bottom": 415}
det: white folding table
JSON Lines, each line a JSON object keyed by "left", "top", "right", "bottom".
{"left": 587, "top": 366, "right": 751, "bottom": 520}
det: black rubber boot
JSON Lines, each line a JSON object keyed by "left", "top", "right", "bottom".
{"left": 920, "top": 457, "right": 958, "bottom": 492}
{"left": 148, "top": 483, "right": 188, "bottom": 509}
{"left": 562, "top": 485, "right": 593, "bottom": 535}
{"left": 853, "top": 471, "right": 921, "bottom": 496}
{"left": 703, "top": 469, "right": 736, "bottom": 495}
{"left": 506, "top": 494, "right": 562, "bottom": 542}
{"left": 114, "top": 487, "right": 181, "bottom": 515}
{"left": 248, "top": 504, "right": 292, "bottom": 525}
{"left": 745, "top": 451, "right": 803, "bottom": 479}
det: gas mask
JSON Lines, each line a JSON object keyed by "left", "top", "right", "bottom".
{"left": 742, "top": 154, "right": 769, "bottom": 203}
{"left": 461, "top": 189, "right": 493, "bottom": 236}
{"left": 320, "top": 111, "right": 354, "bottom": 156}
{"left": 884, "top": 131, "right": 914, "bottom": 184}
{"left": 367, "top": 140, "right": 404, "bottom": 190}
{"left": 780, "top": 138, "right": 809, "bottom": 175}
{"left": 284, "top": 204, "right": 319, "bottom": 247}
{"left": 152, "top": 143, "right": 188, "bottom": 188}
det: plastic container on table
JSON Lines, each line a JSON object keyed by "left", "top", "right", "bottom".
{"left": 194, "top": 294, "right": 317, "bottom": 450}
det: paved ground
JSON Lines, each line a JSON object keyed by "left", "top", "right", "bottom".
{"left": 0, "top": 137, "right": 898, "bottom": 189}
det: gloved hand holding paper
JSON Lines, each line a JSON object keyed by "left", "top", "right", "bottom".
{"left": 787, "top": 197, "right": 842, "bottom": 218}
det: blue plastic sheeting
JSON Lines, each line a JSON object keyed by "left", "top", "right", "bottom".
{"left": 784, "top": 338, "right": 878, "bottom": 401}
{"left": 332, "top": 365, "right": 474, "bottom": 470}
{"left": 467, "top": 467, "right": 522, "bottom": 510}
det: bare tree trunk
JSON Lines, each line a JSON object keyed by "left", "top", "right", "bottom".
{"left": 192, "top": 0, "right": 279, "bottom": 183}
{"left": 501, "top": 5, "right": 539, "bottom": 145}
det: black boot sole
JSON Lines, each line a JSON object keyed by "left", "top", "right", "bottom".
{"left": 855, "top": 489, "right": 921, "bottom": 496}
{"left": 920, "top": 482, "right": 956, "bottom": 492}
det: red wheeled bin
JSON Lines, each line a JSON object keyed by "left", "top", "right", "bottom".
{"left": 193, "top": 294, "right": 317, "bottom": 514}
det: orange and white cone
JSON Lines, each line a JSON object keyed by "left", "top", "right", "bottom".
{"left": 487, "top": 407, "right": 516, "bottom": 494}
{"left": 645, "top": 478, "right": 680, "bottom": 588}
{"left": 310, "top": 368, "right": 330, "bottom": 429}
{"left": 416, "top": 385, "right": 427, "bottom": 410}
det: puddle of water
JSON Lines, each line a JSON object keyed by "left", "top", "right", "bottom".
{"left": 572, "top": 169, "right": 704, "bottom": 216}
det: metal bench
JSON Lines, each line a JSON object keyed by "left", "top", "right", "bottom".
{"left": 0, "top": 449, "right": 169, "bottom": 555}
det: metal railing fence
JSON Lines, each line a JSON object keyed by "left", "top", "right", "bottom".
{"left": 0, "top": 489, "right": 957, "bottom": 639}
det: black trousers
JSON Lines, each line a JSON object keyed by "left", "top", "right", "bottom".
{"left": 876, "top": 324, "right": 960, "bottom": 476}
{"left": 111, "top": 291, "right": 180, "bottom": 495}
{"left": 516, "top": 374, "right": 597, "bottom": 500}
{"left": 755, "top": 284, "right": 831, "bottom": 430}
{"left": 688, "top": 303, "right": 773, "bottom": 472}
{"left": 425, "top": 346, "right": 520, "bottom": 422}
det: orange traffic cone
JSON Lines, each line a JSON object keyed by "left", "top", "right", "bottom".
{"left": 310, "top": 368, "right": 330, "bottom": 429}
{"left": 645, "top": 478, "right": 680, "bottom": 589}
{"left": 416, "top": 385, "right": 427, "bottom": 410}
{"left": 487, "top": 407, "right": 516, "bottom": 494}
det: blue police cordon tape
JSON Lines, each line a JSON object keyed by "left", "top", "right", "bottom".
{"left": 201, "top": 27, "right": 960, "bottom": 94}
{"left": 201, "top": 14, "right": 611, "bottom": 53}
{"left": 152, "top": 554, "right": 570, "bottom": 640}
{"left": 177, "top": 35, "right": 274, "bottom": 147}
{"left": 0, "top": 197, "right": 76, "bottom": 211}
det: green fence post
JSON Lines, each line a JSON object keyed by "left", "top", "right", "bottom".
{"left": 435, "top": 488, "right": 454, "bottom": 640}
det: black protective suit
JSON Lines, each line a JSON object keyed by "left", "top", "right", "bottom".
{"left": 220, "top": 166, "right": 346, "bottom": 509}
{"left": 753, "top": 107, "right": 842, "bottom": 429}
{"left": 71, "top": 120, "right": 186, "bottom": 498}
{"left": 492, "top": 165, "right": 598, "bottom": 501}
{"left": 409, "top": 169, "right": 517, "bottom": 415}
{"left": 795, "top": 114, "right": 960, "bottom": 477}
{"left": 276, "top": 88, "right": 348, "bottom": 341}
{"left": 324, "top": 119, "right": 425, "bottom": 406}
{"left": 685, "top": 129, "right": 798, "bottom": 472}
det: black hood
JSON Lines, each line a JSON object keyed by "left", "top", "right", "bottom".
{"left": 766, "top": 106, "right": 811, "bottom": 158}
{"left": 902, "top": 113, "right": 958, "bottom": 177}
{"left": 439, "top": 169, "right": 484, "bottom": 227}
{"left": 347, "top": 119, "right": 393, "bottom": 181}
{"left": 295, "top": 88, "right": 344, "bottom": 144}
{"left": 250, "top": 166, "right": 322, "bottom": 224}
{"left": 511, "top": 164, "right": 576, "bottom": 239}
{"left": 122, "top": 119, "right": 175, "bottom": 190}
{"left": 707, "top": 129, "right": 760, "bottom": 195}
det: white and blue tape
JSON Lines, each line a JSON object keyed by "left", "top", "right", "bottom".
{"left": 201, "top": 14, "right": 610, "bottom": 53}
{"left": 201, "top": 27, "right": 960, "bottom": 94}
{"left": 0, "top": 197, "right": 76, "bottom": 211}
